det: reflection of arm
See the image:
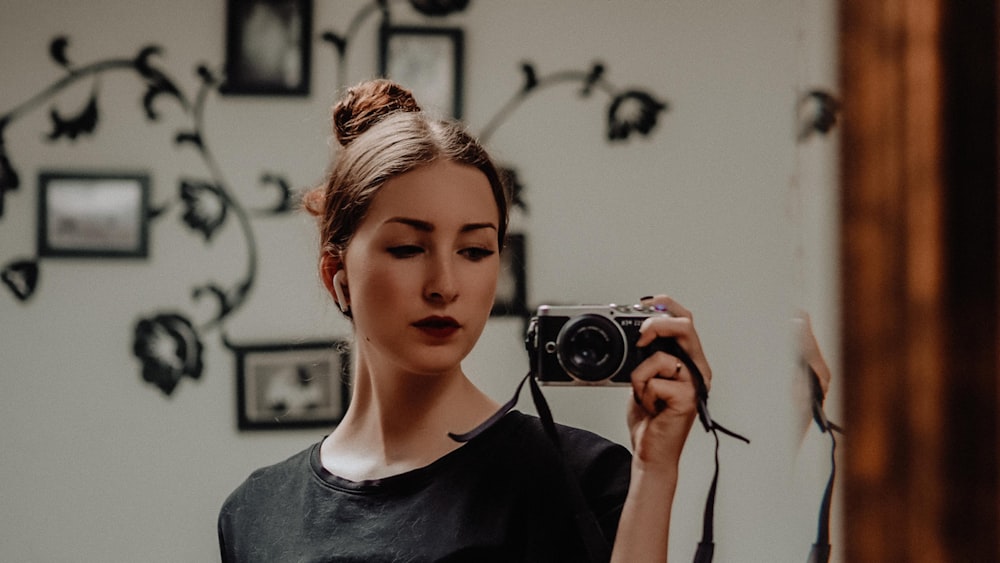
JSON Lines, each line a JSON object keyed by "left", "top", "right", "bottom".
{"left": 793, "top": 312, "right": 833, "bottom": 444}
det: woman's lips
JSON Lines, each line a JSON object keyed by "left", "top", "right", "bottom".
{"left": 413, "top": 316, "right": 461, "bottom": 338}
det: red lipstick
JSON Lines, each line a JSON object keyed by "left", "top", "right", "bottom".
{"left": 413, "top": 316, "right": 461, "bottom": 338}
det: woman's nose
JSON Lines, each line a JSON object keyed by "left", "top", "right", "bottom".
{"left": 424, "top": 256, "right": 458, "bottom": 303}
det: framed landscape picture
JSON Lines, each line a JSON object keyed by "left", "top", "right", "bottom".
{"left": 37, "top": 171, "right": 150, "bottom": 259}
{"left": 232, "top": 339, "right": 350, "bottom": 430}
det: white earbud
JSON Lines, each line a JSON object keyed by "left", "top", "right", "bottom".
{"left": 332, "top": 270, "right": 349, "bottom": 313}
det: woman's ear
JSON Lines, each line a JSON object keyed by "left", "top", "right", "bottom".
{"left": 320, "top": 252, "right": 350, "bottom": 314}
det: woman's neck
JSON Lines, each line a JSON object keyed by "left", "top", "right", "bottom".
{"left": 320, "top": 357, "right": 499, "bottom": 481}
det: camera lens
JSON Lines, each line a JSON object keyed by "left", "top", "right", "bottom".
{"left": 555, "top": 314, "right": 627, "bottom": 383}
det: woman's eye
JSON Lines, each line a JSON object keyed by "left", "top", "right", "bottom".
{"left": 461, "top": 247, "right": 496, "bottom": 261}
{"left": 388, "top": 245, "right": 424, "bottom": 258}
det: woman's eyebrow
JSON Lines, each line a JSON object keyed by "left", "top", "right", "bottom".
{"left": 384, "top": 217, "right": 497, "bottom": 233}
{"left": 385, "top": 217, "right": 434, "bottom": 231}
{"left": 460, "top": 222, "right": 498, "bottom": 233}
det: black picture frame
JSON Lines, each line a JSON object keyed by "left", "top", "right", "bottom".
{"left": 37, "top": 171, "right": 150, "bottom": 259}
{"left": 379, "top": 25, "right": 464, "bottom": 119}
{"left": 220, "top": 0, "right": 313, "bottom": 96}
{"left": 492, "top": 233, "right": 528, "bottom": 317}
{"left": 232, "top": 339, "right": 350, "bottom": 430}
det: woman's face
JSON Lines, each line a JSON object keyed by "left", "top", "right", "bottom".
{"left": 341, "top": 160, "right": 501, "bottom": 377}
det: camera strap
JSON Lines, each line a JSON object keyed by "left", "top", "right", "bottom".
{"left": 670, "top": 346, "right": 750, "bottom": 563}
{"left": 806, "top": 365, "right": 844, "bottom": 563}
{"left": 449, "top": 371, "right": 612, "bottom": 562}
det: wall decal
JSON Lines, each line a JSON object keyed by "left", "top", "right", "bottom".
{"left": 0, "top": 36, "right": 270, "bottom": 394}
{"left": 477, "top": 61, "right": 669, "bottom": 144}
{"left": 0, "top": 0, "right": 673, "bottom": 398}
{"left": 0, "top": 259, "right": 38, "bottom": 302}
{"left": 797, "top": 89, "right": 840, "bottom": 142}
{"left": 133, "top": 312, "right": 205, "bottom": 396}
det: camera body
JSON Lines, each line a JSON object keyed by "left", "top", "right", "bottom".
{"left": 526, "top": 303, "right": 680, "bottom": 386}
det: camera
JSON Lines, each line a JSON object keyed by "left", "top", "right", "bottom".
{"left": 525, "top": 303, "right": 683, "bottom": 386}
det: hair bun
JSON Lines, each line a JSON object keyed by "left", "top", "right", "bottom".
{"left": 332, "top": 79, "right": 421, "bottom": 147}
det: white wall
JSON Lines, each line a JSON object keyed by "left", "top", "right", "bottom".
{"left": 0, "top": 1, "right": 840, "bottom": 561}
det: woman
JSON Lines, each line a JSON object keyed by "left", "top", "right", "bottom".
{"left": 218, "top": 79, "right": 708, "bottom": 562}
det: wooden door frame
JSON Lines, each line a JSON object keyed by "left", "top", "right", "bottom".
{"left": 839, "top": 1, "right": 998, "bottom": 560}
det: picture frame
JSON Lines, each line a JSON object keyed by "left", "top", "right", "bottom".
{"left": 379, "top": 26, "right": 464, "bottom": 119}
{"left": 220, "top": 0, "right": 313, "bottom": 96}
{"left": 492, "top": 233, "right": 528, "bottom": 317}
{"left": 232, "top": 339, "right": 351, "bottom": 430}
{"left": 37, "top": 171, "right": 150, "bottom": 259}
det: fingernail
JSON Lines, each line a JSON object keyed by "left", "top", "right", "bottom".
{"left": 640, "top": 295, "right": 654, "bottom": 301}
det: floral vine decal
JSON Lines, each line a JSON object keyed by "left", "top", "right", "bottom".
{"left": 1, "top": 0, "right": 670, "bottom": 399}
{"left": 797, "top": 89, "right": 840, "bottom": 142}
{"left": 133, "top": 313, "right": 205, "bottom": 396}
{"left": 0, "top": 35, "right": 299, "bottom": 395}
{"left": 478, "top": 61, "right": 669, "bottom": 145}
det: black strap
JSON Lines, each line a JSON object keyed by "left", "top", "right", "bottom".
{"left": 449, "top": 372, "right": 611, "bottom": 562}
{"left": 806, "top": 365, "right": 843, "bottom": 563}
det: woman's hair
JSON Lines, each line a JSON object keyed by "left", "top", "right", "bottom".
{"left": 302, "top": 79, "right": 510, "bottom": 261}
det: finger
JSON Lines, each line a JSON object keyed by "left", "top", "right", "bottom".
{"left": 631, "top": 353, "right": 689, "bottom": 405}
{"left": 640, "top": 294, "right": 693, "bottom": 320}
{"left": 636, "top": 376, "right": 698, "bottom": 417}
{"left": 635, "top": 314, "right": 692, "bottom": 347}
{"left": 635, "top": 316, "right": 712, "bottom": 390}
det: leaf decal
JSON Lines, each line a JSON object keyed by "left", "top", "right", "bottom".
{"left": 174, "top": 131, "right": 203, "bottom": 150}
{"left": 146, "top": 206, "right": 167, "bottom": 221}
{"left": 46, "top": 91, "right": 99, "bottom": 141}
{"left": 520, "top": 63, "right": 538, "bottom": 93}
{"left": 1, "top": 259, "right": 39, "bottom": 301}
{"left": 0, "top": 144, "right": 20, "bottom": 193}
{"left": 320, "top": 31, "right": 346, "bottom": 57}
{"left": 136, "top": 45, "right": 183, "bottom": 120}
{"left": 257, "top": 173, "right": 295, "bottom": 214}
{"left": 192, "top": 282, "right": 234, "bottom": 321}
{"left": 179, "top": 179, "right": 227, "bottom": 241}
{"left": 132, "top": 312, "right": 204, "bottom": 396}
{"left": 49, "top": 36, "right": 71, "bottom": 68}
{"left": 606, "top": 90, "right": 668, "bottom": 141}
{"left": 797, "top": 89, "right": 840, "bottom": 142}
{"left": 196, "top": 64, "right": 218, "bottom": 86}
{"left": 580, "top": 63, "right": 605, "bottom": 97}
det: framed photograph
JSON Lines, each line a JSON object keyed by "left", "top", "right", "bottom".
{"left": 380, "top": 26, "right": 464, "bottom": 119}
{"left": 233, "top": 340, "right": 350, "bottom": 430}
{"left": 37, "top": 171, "right": 150, "bottom": 259}
{"left": 492, "top": 233, "right": 528, "bottom": 317}
{"left": 220, "top": 0, "right": 312, "bottom": 96}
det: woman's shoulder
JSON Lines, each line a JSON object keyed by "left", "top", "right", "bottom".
{"left": 496, "top": 411, "right": 631, "bottom": 472}
{"left": 221, "top": 442, "right": 319, "bottom": 507}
